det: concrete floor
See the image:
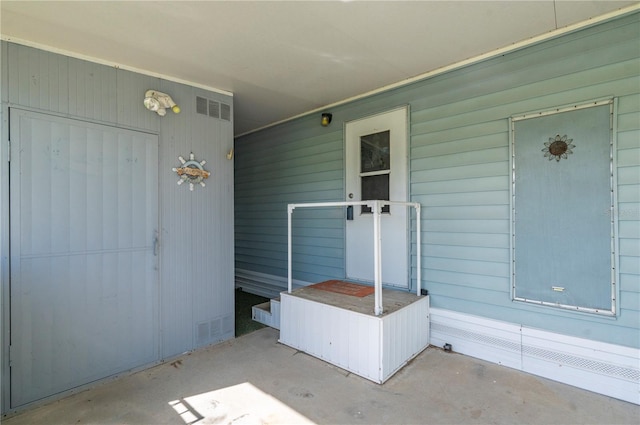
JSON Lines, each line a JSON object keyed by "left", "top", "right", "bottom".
{"left": 3, "top": 327, "right": 638, "bottom": 425}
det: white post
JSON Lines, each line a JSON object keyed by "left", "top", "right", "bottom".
{"left": 287, "top": 204, "right": 294, "bottom": 293}
{"left": 415, "top": 204, "right": 421, "bottom": 297}
{"left": 373, "top": 200, "right": 383, "bottom": 316}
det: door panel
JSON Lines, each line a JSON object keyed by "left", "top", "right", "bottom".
{"left": 345, "top": 107, "right": 409, "bottom": 288}
{"left": 9, "top": 110, "right": 159, "bottom": 407}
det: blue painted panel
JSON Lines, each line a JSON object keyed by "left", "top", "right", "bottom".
{"left": 1, "top": 42, "right": 7, "bottom": 103}
{"left": 7, "top": 43, "right": 69, "bottom": 113}
{"left": 68, "top": 57, "right": 117, "bottom": 123}
{"left": 2, "top": 42, "right": 235, "bottom": 409}
{"left": 115, "top": 69, "right": 160, "bottom": 132}
{"left": 9, "top": 110, "right": 159, "bottom": 407}
{"left": 514, "top": 105, "right": 613, "bottom": 311}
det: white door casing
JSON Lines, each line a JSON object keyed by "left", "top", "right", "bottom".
{"left": 345, "top": 107, "right": 409, "bottom": 288}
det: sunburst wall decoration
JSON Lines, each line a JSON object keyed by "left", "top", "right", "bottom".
{"left": 542, "top": 134, "right": 575, "bottom": 162}
{"left": 172, "top": 153, "right": 210, "bottom": 191}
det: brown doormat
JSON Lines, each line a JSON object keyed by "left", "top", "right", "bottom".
{"left": 309, "top": 280, "right": 375, "bottom": 297}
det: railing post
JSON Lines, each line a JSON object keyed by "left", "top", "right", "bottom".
{"left": 416, "top": 203, "right": 421, "bottom": 297}
{"left": 373, "top": 200, "right": 383, "bottom": 316}
{"left": 287, "top": 200, "right": 420, "bottom": 314}
{"left": 287, "top": 204, "right": 294, "bottom": 293}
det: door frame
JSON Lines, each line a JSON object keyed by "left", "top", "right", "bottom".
{"left": 344, "top": 105, "right": 410, "bottom": 289}
{"left": 1, "top": 104, "right": 10, "bottom": 415}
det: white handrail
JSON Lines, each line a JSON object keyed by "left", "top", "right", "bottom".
{"left": 287, "top": 200, "right": 422, "bottom": 316}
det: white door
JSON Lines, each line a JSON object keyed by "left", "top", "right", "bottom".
{"left": 345, "top": 107, "right": 409, "bottom": 288}
{"left": 9, "top": 110, "right": 159, "bottom": 408}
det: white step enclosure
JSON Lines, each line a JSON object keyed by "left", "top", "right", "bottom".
{"left": 279, "top": 201, "right": 430, "bottom": 383}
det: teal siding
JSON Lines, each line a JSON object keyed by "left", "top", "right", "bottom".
{"left": 411, "top": 13, "right": 639, "bottom": 347}
{"left": 235, "top": 123, "right": 344, "bottom": 281}
{"left": 235, "top": 13, "right": 640, "bottom": 348}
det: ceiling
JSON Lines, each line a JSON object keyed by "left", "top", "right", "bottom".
{"left": 1, "top": 1, "right": 638, "bottom": 136}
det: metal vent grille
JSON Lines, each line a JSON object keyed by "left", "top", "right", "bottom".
{"left": 208, "top": 100, "right": 220, "bottom": 118}
{"left": 431, "top": 323, "right": 521, "bottom": 352}
{"left": 197, "top": 321, "right": 210, "bottom": 344}
{"left": 222, "top": 314, "right": 233, "bottom": 333}
{"left": 196, "top": 318, "right": 223, "bottom": 345}
{"left": 522, "top": 345, "right": 640, "bottom": 382}
{"left": 196, "top": 96, "right": 230, "bottom": 122}
{"left": 196, "top": 96, "right": 208, "bottom": 115}
{"left": 221, "top": 103, "right": 231, "bottom": 121}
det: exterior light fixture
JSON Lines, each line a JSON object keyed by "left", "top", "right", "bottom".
{"left": 144, "top": 90, "right": 181, "bottom": 116}
{"left": 321, "top": 113, "right": 332, "bottom": 127}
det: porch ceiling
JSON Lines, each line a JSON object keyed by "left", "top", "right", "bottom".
{"left": 1, "top": 1, "right": 637, "bottom": 136}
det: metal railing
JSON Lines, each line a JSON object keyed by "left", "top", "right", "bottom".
{"left": 287, "top": 200, "right": 422, "bottom": 316}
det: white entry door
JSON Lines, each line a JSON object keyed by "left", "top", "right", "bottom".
{"left": 9, "top": 110, "right": 159, "bottom": 408}
{"left": 345, "top": 107, "right": 409, "bottom": 288}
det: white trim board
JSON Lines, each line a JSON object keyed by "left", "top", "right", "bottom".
{"left": 0, "top": 36, "right": 233, "bottom": 97}
{"left": 430, "top": 308, "right": 640, "bottom": 405}
{"left": 235, "top": 269, "right": 311, "bottom": 299}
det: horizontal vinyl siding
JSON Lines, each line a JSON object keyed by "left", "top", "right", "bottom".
{"left": 616, "top": 96, "right": 640, "bottom": 335}
{"left": 409, "top": 15, "right": 639, "bottom": 347}
{"left": 235, "top": 13, "right": 639, "bottom": 348}
{"left": 235, "top": 124, "right": 344, "bottom": 282}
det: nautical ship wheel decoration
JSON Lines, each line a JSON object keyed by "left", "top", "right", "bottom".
{"left": 172, "top": 153, "right": 210, "bottom": 191}
{"left": 542, "top": 134, "right": 575, "bottom": 162}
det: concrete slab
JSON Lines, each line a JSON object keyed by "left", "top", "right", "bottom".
{"left": 3, "top": 327, "right": 638, "bottom": 424}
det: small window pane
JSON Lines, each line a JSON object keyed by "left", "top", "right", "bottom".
{"left": 361, "top": 131, "right": 390, "bottom": 173}
{"left": 361, "top": 174, "right": 390, "bottom": 214}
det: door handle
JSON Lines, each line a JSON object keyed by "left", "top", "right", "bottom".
{"left": 346, "top": 205, "right": 354, "bottom": 221}
{"left": 153, "top": 232, "right": 159, "bottom": 256}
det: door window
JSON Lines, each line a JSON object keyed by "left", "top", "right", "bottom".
{"left": 360, "top": 130, "right": 390, "bottom": 213}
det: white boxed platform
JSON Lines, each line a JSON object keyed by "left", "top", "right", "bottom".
{"left": 279, "top": 288, "right": 429, "bottom": 384}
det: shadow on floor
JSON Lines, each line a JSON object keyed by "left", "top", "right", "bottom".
{"left": 235, "top": 288, "right": 269, "bottom": 337}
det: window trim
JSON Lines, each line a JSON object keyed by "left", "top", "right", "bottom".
{"left": 509, "top": 97, "right": 618, "bottom": 316}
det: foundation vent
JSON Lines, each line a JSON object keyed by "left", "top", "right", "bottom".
{"left": 522, "top": 345, "right": 640, "bottom": 382}
{"left": 431, "top": 322, "right": 521, "bottom": 352}
{"left": 431, "top": 321, "right": 640, "bottom": 383}
{"left": 196, "top": 317, "right": 222, "bottom": 346}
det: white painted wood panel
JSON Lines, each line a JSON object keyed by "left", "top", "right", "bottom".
{"left": 280, "top": 293, "right": 429, "bottom": 383}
